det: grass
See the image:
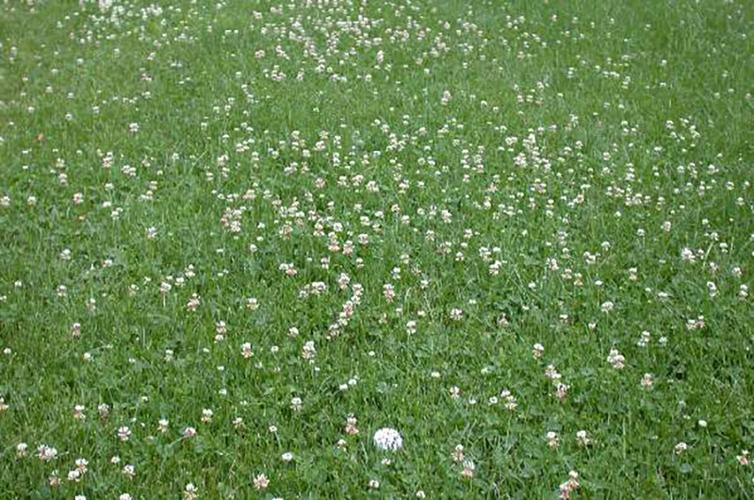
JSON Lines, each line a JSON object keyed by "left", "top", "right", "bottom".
{"left": 0, "top": 0, "right": 753, "bottom": 498}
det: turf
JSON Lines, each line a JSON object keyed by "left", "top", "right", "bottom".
{"left": 0, "top": 0, "right": 753, "bottom": 498}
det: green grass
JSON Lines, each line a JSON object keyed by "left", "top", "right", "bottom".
{"left": 0, "top": 0, "right": 753, "bottom": 498}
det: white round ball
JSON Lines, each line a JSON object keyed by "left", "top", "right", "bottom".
{"left": 373, "top": 428, "right": 403, "bottom": 451}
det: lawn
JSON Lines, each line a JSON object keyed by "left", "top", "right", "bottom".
{"left": 0, "top": 0, "right": 753, "bottom": 498}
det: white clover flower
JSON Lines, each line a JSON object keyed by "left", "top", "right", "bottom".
{"left": 373, "top": 428, "right": 403, "bottom": 451}
{"left": 184, "top": 483, "right": 198, "bottom": 499}
{"left": 37, "top": 444, "right": 58, "bottom": 461}
{"left": 122, "top": 464, "right": 135, "bottom": 478}
{"left": 241, "top": 342, "right": 253, "bottom": 358}
{"left": 117, "top": 426, "right": 131, "bottom": 442}
{"left": 290, "top": 397, "right": 303, "bottom": 412}
{"left": 201, "top": 408, "right": 213, "bottom": 423}
{"left": 253, "top": 473, "right": 269, "bottom": 490}
{"left": 607, "top": 348, "right": 626, "bottom": 369}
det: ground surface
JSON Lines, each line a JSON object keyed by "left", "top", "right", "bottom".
{"left": 1, "top": 0, "right": 753, "bottom": 498}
